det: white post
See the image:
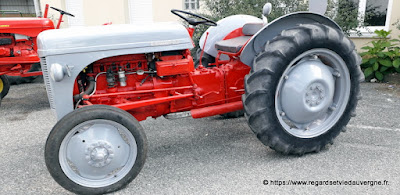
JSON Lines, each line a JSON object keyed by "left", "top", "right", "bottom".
{"left": 128, "top": 0, "right": 153, "bottom": 24}
{"left": 65, "top": 0, "right": 85, "bottom": 27}
{"left": 33, "top": 0, "right": 41, "bottom": 17}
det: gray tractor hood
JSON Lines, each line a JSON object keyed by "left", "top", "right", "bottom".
{"left": 37, "top": 22, "right": 194, "bottom": 120}
{"left": 37, "top": 22, "right": 194, "bottom": 57}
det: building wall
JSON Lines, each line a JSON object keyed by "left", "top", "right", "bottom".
{"left": 82, "top": 0, "right": 128, "bottom": 26}
{"left": 153, "top": 0, "right": 184, "bottom": 22}
{"left": 350, "top": 0, "right": 400, "bottom": 52}
{"left": 128, "top": 0, "right": 153, "bottom": 24}
{"left": 38, "top": 0, "right": 191, "bottom": 27}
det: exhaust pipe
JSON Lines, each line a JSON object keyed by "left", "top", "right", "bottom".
{"left": 191, "top": 101, "right": 243, "bottom": 118}
{"left": 164, "top": 101, "right": 243, "bottom": 119}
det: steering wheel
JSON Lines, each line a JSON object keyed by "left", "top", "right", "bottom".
{"left": 171, "top": 9, "right": 217, "bottom": 26}
{"left": 50, "top": 6, "right": 75, "bottom": 17}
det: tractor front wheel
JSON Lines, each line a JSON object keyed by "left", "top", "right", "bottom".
{"left": 243, "top": 23, "right": 363, "bottom": 155}
{"left": 0, "top": 75, "right": 10, "bottom": 99}
{"left": 45, "top": 105, "right": 147, "bottom": 194}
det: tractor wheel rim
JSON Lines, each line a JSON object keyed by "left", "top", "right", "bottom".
{"left": 0, "top": 77, "right": 3, "bottom": 93}
{"left": 59, "top": 119, "right": 138, "bottom": 188}
{"left": 275, "top": 49, "right": 351, "bottom": 138}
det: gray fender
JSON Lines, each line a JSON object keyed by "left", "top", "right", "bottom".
{"left": 240, "top": 12, "right": 342, "bottom": 67}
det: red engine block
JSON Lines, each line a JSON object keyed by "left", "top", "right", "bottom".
{"left": 0, "top": 33, "right": 39, "bottom": 75}
{"left": 75, "top": 50, "right": 250, "bottom": 121}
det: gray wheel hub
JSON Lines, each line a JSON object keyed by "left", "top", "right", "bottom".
{"left": 280, "top": 59, "right": 335, "bottom": 124}
{"left": 59, "top": 119, "right": 138, "bottom": 187}
{"left": 86, "top": 141, "right": 114, "bottom": 167}
{"left": 275, "top": 49, "right": 350, "bottom": 138}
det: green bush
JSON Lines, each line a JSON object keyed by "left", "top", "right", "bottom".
{"left": 360, "top": 30, "right": 400, "bottom": 81}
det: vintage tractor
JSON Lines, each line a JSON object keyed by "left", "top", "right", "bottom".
{"left": 0, "top": 5, "right": 73, "bottom": 103}
{"left": 38, "top": 3, "right": 364, "bottom": 194}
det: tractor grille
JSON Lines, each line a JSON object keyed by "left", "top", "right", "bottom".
{"left": 40, "top": 57, "right": 55, "bottom": 109}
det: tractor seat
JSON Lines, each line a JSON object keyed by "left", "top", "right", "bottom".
{"left": 215, "top": 36, "right": 251, "bottom": 53}
{"left": 214, "top": 23, "right": 263, "bottom": 53}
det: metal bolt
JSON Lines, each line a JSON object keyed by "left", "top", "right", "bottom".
{"left": 280, "top": 112, "right": 286, "bottom": 116}
{"left": 284, "top": 75, "right": 289, "bottom": 80}
{"left": 333, "top": 71, "right": 341, "bottom": 77}
{"left": 329, "top": 106, "right": 336, "bottom": 111}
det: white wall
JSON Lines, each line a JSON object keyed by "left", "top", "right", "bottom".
{"left": 65, "top": 0, "right": 84, "bottom": 27}
{"left": 128, "top": 0, "right": 153, "bottom": 24}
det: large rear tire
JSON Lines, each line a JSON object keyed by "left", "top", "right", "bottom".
{"left": 243, "top": 23, "right": 364, "bottom": 155}
{"left": 0, "top": 74, "right": 10, "bottom": 99}
{"left": 45, "top": 105, "right": 147, "bottom": 194}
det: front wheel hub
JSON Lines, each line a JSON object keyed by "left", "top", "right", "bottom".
{"left": 86, "top": 141, "right": 114, "bottom": 168}
{"left": 280, "top": 59, "right": 335, "bottom": 124}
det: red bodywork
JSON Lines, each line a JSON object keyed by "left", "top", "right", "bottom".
{"left": 0, "top": 17, "right": 54, "bottom": 76}
{"left": 75, "top": 27, "right": 251, "bottom": 120}
{"left": 0, "top": 3, "right": 60, "bottom": 78}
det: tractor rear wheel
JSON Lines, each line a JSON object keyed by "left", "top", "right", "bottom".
{"left": 0, "top": 75, "right": 10, "bottom": 99}
{"left": 45, "top": 105, "right": 147, "bottom": 194}
{"left": 243, "top": 23, "right": 363, "bottom": 155}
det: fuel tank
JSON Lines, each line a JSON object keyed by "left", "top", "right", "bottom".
{"left": 199, "top": 15, "right": 262, "bottom": 59}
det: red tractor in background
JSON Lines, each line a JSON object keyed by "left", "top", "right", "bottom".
{"left": 0, "top": 5, "right": 73, "bottom": 103}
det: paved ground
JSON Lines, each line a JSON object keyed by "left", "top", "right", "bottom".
{"left": 0, "top": 78, "right": 399, "bottom": 194}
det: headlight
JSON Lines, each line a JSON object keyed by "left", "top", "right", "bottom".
{"left": 50, "top": 63, "right": 66, "bottom": 82}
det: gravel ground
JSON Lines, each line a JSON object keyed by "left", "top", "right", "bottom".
{"left": 0, "top": 79, "right": 399, "bottom": 195}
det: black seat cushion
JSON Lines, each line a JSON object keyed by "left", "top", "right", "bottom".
{"left": 215, "top": 36, "right": 252, "bottom": 53}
